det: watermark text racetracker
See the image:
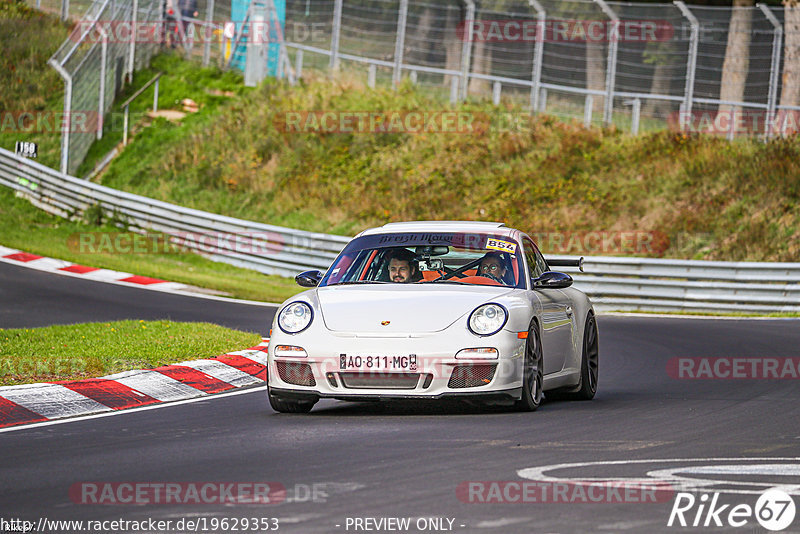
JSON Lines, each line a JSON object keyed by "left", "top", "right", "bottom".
{"left": 275, "top": 111, "right": 539, "bottom": 135}
{"left": 69, "top": 481, "right": 330, "bottom": 504}
{"left": 667, "top": 357, "right": 800, "bottom": 380}
{"left": 67, "top": 231, "right": 286, "bottom": 256}
{"left": 457, "top": 480, "right": 674, "bottom": 504}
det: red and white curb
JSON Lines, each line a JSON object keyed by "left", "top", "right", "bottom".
{"left": 0, "top": 340, "right": 270, "bottom": 429}
{"left": 0, "top": 244, "right": 192, "bottom": 291}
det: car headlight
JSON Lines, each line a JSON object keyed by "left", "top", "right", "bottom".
{"left": 468, "top": 303, "right": 508, "bottom": 336}
{"left": 278, "top": 302, "right": 313, "bottom": 334}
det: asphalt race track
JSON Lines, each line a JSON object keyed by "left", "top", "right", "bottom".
{"left": 2, "top": 262, "right": 800, "bottom": 534}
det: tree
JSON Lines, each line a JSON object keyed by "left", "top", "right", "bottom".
{"left": 718, "top": 0, "right": 754, "bottom": 121}
{"left": 781, "top": 0, "right": 800, "bottom": 133}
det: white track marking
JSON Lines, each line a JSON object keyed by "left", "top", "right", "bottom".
{"left": 518, "top": 458, "right": 800, "bottom": 496}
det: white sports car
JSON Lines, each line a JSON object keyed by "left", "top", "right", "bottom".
{"left": 266, "top": 221, "right": 598, "bottom": 413}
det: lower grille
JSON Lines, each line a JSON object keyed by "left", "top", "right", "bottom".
{"left": 448, "top": 364, "right": 496, "bottom": 389}
{"left": 277, "top": 361, "right": 316, "bottom": 386}
{"left": 339, "top": 372, "right": 420, "bottom": 390}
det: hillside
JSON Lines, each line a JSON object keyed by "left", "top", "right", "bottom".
{"left": 97, "top": 64, "right": 800, "bottom": 262}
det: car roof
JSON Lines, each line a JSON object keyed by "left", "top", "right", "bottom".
{"left": 359, "top": 221, "right": 516, "bottom": 237}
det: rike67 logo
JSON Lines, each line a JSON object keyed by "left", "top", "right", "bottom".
{"left": 668, "top": 488, "right": 796, "bottom": 531}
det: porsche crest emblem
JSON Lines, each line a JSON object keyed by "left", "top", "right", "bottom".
{"left": 381, "top": 321, "right": 391, "bottom": 326}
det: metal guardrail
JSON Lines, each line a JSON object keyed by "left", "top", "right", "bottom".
{"left": 1, "top": 148, "right": 798, "bottom": 313}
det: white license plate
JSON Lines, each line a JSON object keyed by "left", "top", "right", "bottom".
{"left": 339, "top": 354, "right": 417, "bottom": 371}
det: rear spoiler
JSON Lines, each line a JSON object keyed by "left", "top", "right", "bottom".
{"left": 547, "top": 257, "right": 584, "bottom": 272}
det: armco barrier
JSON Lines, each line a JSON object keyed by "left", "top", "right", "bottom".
{"left": 1, "top": 148, "right": 798, "bottom": 313}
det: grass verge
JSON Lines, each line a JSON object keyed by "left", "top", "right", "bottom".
{"left": 0, "top": 320, "right": 262, "bottom": 386}
{"left": 0, "top": 187, "right": 303, "bottom": 303}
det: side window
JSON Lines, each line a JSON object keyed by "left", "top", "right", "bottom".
{"left": 534, "top": 247, "right": 549, "bottom": 275}
{"left": 523, "top": 238, "right": 544, "bottom": 279}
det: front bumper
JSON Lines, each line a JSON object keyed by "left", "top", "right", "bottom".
{"left": 267, "top": 329, "right": 526, "bottom": 399}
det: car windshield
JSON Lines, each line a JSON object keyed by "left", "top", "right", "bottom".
{"left": 320, "top": 232, "right": 525, "bottom": 289}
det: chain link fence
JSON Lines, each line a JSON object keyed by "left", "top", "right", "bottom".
{"left": 43, "top": 0, "right": 161, "bottom": 175}
{"left": 27, "top": 0, "right": 800, "bottom": 174}
{"left": 281, "top": 0, "right": 798, "bottom": 138}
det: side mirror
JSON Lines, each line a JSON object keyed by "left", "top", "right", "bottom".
{"left": 295, "top": 270, "right": 323, "bottom": 288}
{"left": 533, "top": 271, "right": 573, "bottom": 289}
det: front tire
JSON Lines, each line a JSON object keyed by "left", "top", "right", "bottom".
{"left": 268, "top": 389, "right": 317, "bottom": 413}
{"left": 515, "top": 324, "right": 544, "bottom": 412}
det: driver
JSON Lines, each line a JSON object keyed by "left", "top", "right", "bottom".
{"left": 478, "top": 252, "right": 508, "bottom": 283}
{"left": 386, "top": 248, "right": 422, "bottom": 283}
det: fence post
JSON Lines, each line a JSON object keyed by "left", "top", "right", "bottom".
{"left": 584, "top": 95, "right": 593, "bottom": 127}
{"left": 61, "top": 0, "right": 68, "bottom": 21}
{"left": 492, "top": 81, "right": 501, "bottom": 105}
{"left": 368, "top": 63, "right": 376, "bottom": 88}
{"left": 626, "top": 98, "right": 641, "bottom": 135}
{"left": 128, "top": 0, "right": 139, "bottom": 83}
{"left": 392, "top": 0, "right": 409, "bottom": 87}
{"left": 450, "top": 76, "right": 459, "bottom": 104}
{"left": 759, "top": 3, "right": 782, "bottom": 140}
{"left": 98, "top": 24, "right": 108, "bottom": 140}
{"left": 296, "top": 48, "right": 304, "bottom": 80}
{"left": 48, "top": 59, "right": 72, "bottom": 174}
{"left": 593, "top": 0, "right": 618, "bottom": 127}
{"left": 329, "top": 0, "right": 342, "bottom": 70}
{"left": 528, "top": 0, "right": 545, "bottom": 113}
{"left": 675, "top": 1, "right": 698, "bottom": 131}
{"left": 460, "top": 0, "right": 475, "bottom": 101}
{"left": 203, "top": 0, "right": 215, "bottom": 66}
{"left": 154, "top": 76, "right": 159, "bottom": 112}
{"left": 539, "top": 88, "right": 547, "bottom": 112}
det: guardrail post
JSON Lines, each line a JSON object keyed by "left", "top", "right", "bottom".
{"left": 492, "top": 81, "right": 501, "bottom": 105}
{"left": 203, "top": 0, "right": 215, "bottom": 66}
{"left": 368, "top": 64, "right": 376, "bottom": 88}
{"left": 584, "top": 95, "right": 593, "bottom": 127}
{"left": 593, "top": 0, "right": 618, "bottom": 127}
{"left": 460, "top": 0, "right": 475, "bottom": 101}
{"left": 759, "top": 3, "right": 782, "bottom": 140}
{"left": 329, "top": 0, "right": 342, "bottom": 70}
{"left": 48, "top": 59, "right": 72, "bottom": 174}
{"left": 675, "top": 1, "right": 698, "bottom": 131}
{"left": 528, "top": 0, "right": 545, "bottom": 113}
{"left": 128, "top": 0, "right": 138, "bottom": 83}
{"left": 392, "top": 0, "right": 409, "bottom": 87}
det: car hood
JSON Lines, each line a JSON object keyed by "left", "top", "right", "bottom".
{"left": 316, "top": 284, "right": 514, "bottom": 333}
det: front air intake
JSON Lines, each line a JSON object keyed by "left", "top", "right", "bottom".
{"left": 277, "top": 362, "right": 316, "bottom": 386}
{"left": 448, "top": 364, "right": 496, "bottom": 389}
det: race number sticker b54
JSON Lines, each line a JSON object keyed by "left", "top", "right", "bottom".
{"left": 486, "top": 238, "right": 516, "bottom": 254}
